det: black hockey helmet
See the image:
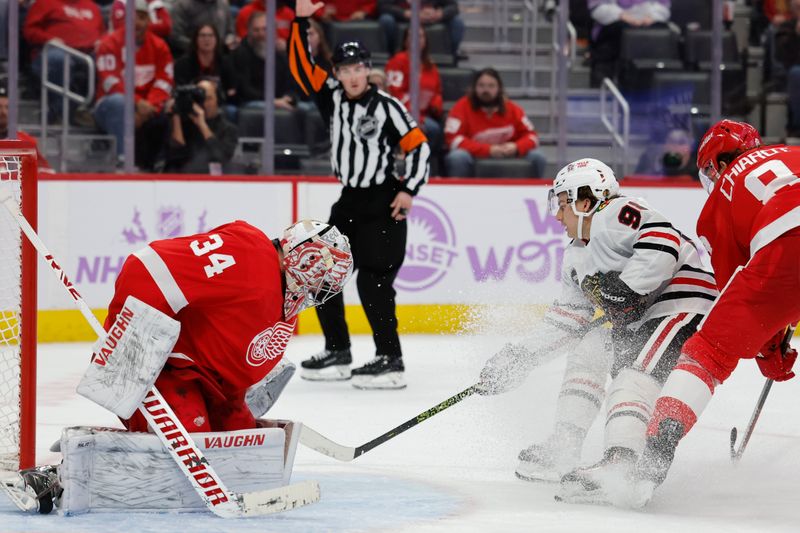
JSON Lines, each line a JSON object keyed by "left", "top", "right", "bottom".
{"left": 332, "top": 40, "right": 371, "bottom": 67}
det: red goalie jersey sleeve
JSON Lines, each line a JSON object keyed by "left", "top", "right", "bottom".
{"left": 697, "top": 145, "right": 800, "bottom": 287}
{"left": 105, "top": 220, "right": 289, "bottom": 396}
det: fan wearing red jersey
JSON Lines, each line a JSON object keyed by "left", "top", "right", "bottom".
{"left": 636, "top": 120, "right": 800, "bottom": 504}
{"left": 107, "top": 219, "right": 353, "bottom": 434}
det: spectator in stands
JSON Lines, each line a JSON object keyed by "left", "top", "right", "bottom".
{"left": 93, "top": 0, "right": 173, "bottom": 170}
{"left": 110, "top": 0, "right": 172, "bottom": 39}
{"left": 378, "top": 0, "right": 464, "bottom": 58}
{"left": 232, "top": 11, "right": 296, "bottom": 110}
{"left": 444, "top": 68, "right": 545, "bottom": 178}
{"left": 307, "top": 18, "right": 334, "bottom": 72}
{"left": 170, "top": 0, "right": 237, "bottom": 56}
{"left": 316, "top": 0, "right": 377, "bottom": 22}
{"left": 235, "top": 0, "right": 294, "bottom": 51}
{"left": 587, "top": 0, "right": 671, "bottom": 87}
{"left": 0, "top": 78, "right": 54, "bottom": 173}
{"left": 385, "top": 26, "right": 444, "bottom": 154}
{"left": 22, "top": 0, "right": 105, "bottom": 121}
{"left": 775, "top": 0, "right": 800, "bottom": 137}
{"left": 174, "top": 23, "right": 237, "bottom": 106}
{"left": 764, "top": 0, "right": 793, "bottom": 26}
{"left": 634, "top": 128, "right": 697, "bottom": 178}
{"left": 165, "top": 78, "right": 238, "bottom": 173}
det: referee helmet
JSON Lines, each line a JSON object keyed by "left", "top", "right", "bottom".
{"left": 332, "top": 40, "right": 372, "bottom": 67}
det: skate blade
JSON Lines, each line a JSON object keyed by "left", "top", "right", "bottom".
{"left": 351, "top": 372, "right": 406, "bottom": 390}
{"left": 555, "top": 488, "right": 613, "bottom": 506}
{"left": 514, "top": 462, "right": 560, "bottom": 483}
{"left": 300, "top": 366, "right": 352, "bottom": 381}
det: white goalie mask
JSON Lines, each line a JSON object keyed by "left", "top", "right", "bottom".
{"left": 548, "top": 158, "right": 620, "bottom": 239}
{"left": 280, "top": 220, "right": 354, "bottom": 320}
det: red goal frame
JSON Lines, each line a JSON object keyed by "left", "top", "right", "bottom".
{"left": 0, "top": 139, "right": 38, "bottom": 469}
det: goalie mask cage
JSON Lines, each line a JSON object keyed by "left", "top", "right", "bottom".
{"left": 0, "top": 140, "right": 38, "bottom": 471}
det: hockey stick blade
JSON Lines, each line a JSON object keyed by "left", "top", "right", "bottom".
{"left": 300, "top": 385, "right": 478, "bottom": 461}
{"left": 729, "top": 427, "right": 738, "bottom": 461}
{"left": 236, "top": 480, "right": 320, "bottom": 517}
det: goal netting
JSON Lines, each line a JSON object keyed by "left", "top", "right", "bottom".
{"left": 0, "top": 140, "right": 38, "bottom": 471}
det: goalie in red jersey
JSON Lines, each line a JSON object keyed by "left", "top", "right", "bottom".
{"left": 635, "top": 120, "right": 800, "bottom": 504}
{"left": 107, "top": 219, "right": 353, "bottom": 434}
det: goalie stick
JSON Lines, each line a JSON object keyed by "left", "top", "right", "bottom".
{"left": 0, "top": 190, "right": 319, "bottom": 517}
{"left": 300, "top": 385, "right": 478, "bottom": 461}
{"left": 729, "top": 325, "right": 797, "bottom": 463}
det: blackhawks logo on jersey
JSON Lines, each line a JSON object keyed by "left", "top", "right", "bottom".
{"left": 246, "top": 320, "right": 295, "bottom": 367}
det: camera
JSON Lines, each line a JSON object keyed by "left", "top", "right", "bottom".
{"left": 174, "top": 84, "right": 206, "bottom": 116}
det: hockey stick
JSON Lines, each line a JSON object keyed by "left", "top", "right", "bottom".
{"left": 729, "top": 325, "right": 796, "bottom": 463}
{"left": 300, "top": 385, "right": 478, "bottom": 461}
{"left": 0, "top": 190, "right": 319, "bottom": 517}
{"left": 300, "top": 316, "right": 610, "bottom": 461}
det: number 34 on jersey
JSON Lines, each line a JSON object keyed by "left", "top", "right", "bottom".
{"left": 190, "top": 234, "right": 237, "bottom": 278}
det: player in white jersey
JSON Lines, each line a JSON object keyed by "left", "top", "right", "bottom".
{"left": 477, "top": 159, "right": 718, "bottom": 504}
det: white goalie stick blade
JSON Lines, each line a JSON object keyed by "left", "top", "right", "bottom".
{"left": 299, "top": 425, "right": 357, "bottom": 462}
{"left": 0, "top": 472, "right": 37, "bottom": 512}
{"left": 237, "top": 480, "right": 320, "bottom": 517}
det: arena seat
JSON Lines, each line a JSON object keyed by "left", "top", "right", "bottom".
{"left": 327, "top": 21, "right": 388, "bottom": 62}
{"left": 439, "top": 67, "right": 475, "bottom": 103}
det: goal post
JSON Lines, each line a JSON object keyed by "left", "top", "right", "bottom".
{"left": 0, "top": 139, "right": 38, "bottom": 471}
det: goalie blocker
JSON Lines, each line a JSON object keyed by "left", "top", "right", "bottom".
{"left": 54, "top": 420, "right": 302, "bottom": 514}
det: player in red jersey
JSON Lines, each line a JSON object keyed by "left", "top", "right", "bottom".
{"left": 634, "top": 120, "right": 800, "bottom": 504}
{"left": 107, "top": 219, "right": 353, "bottom": 434}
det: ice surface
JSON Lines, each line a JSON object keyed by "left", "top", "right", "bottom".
{"left": 1, "top": 334, "right": 799, "bottom": 532}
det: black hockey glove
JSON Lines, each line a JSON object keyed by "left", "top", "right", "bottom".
{"left": 580, "top": 271, "right": 648, "bottom": 328}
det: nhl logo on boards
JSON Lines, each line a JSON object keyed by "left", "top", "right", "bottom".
{"left": 246, "top": 321, "right": 295, "bottom": 367}
{"left": 356, "top": 116, "right": 379, "bottom": 139}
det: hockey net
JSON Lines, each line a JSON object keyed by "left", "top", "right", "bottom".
{"left": 0, "top": 140, "right": 38, "bottom": 471}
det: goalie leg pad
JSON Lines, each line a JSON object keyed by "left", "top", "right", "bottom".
{"left": 59, "top": 420, "right": 301, "bottom": 514}
{"left": 77, "top": 296, "right": 180, "bottom": 419}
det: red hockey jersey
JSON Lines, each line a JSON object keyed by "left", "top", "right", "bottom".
{"left": 697, "top": 145, "right": 800, "bottom": 287}
{"left": 385, "top": 51, "right": 443, "bottom": 120}
{"left": 444, "top": 96, "right": 539, "bottom": 158}
{"left": 23, "top": 0, "right": 104, "bottom": 53}
{"left": 105, "top": 221, "right": 291, "bottom": 398}
{"left": 94, "top": 28, "right": 174, "bottom": 112}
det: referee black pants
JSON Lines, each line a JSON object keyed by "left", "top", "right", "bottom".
{"left": 315, "top": 181, "right": 407, "bottom": 359}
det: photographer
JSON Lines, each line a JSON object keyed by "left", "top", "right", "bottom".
{"left": 165, "top": 78, "right": 238, "bottom": 174}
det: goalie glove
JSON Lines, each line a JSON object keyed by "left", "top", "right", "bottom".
{"left": 756, "top": 329, "right": 797, "bottom": 382}
{"left": 580, "top": 271, "right": 648, "bottom": 328}
{"left": 476, "top": 343, "right": 537, "bottom": 396}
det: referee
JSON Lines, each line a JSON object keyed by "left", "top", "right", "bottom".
{"left": 289, "top": 0, "right": 430, "bottom": 390}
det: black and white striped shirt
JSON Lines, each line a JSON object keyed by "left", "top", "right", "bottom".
{"left": 288, "top": 17, "right": 430, "bottom": 195}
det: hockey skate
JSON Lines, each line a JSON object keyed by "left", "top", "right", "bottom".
{"left": 556, "top": 447, "right": 637, "bottom": 506}
{"left": 515, "top": 434, "right": 581, "bottom": 483}
{"left": 300, "top": 348, "right": 352, "bottom": 381}
{"left": 351, "top": 356, "right": 406, "bottom": 390}
{"left": 629, "top": 419, "right": 685, "bottom": 508}
{"left": 1, "top": 465, "right": 60, "bottom": 514}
